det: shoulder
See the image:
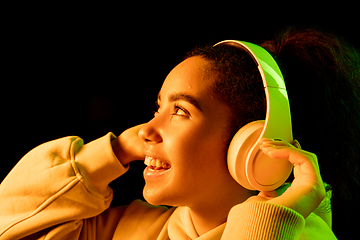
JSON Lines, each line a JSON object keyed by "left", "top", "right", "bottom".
{"left": 301, "top": 212, "right": 336, "bottom": 239}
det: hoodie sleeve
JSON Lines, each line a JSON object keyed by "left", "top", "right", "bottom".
{"left": 222, "top": 201, "right": 337, "bottom": 240}
{"left": 0, "top": 133, "right": 129, "bottom": 240}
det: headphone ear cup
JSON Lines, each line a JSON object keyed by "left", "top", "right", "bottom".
{"left": 245, "top": 141, "right": 293, "bottom": 192}
{"left": 227, "top": 120, "right": 265, "bottom": 190}
{"left": 227, "top": 120, "right": 293, "bottom": 191}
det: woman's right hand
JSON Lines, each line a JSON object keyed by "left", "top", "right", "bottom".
{"left": 111, "top": 124, "right": 146, "bottom": 166}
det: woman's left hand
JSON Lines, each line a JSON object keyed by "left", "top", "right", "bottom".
{"left": 245, "top": 139, "right": 326, "bottom": 219}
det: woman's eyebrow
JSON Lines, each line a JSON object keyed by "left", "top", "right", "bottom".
{"left": 157, "top": 91, "right": 202, "bottom": 112}
{"left": 170, "top": 93, "right": 202, "bottom": 111}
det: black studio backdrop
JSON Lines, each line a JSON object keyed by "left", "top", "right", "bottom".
{"left": 2, "top": 6, "right": 358, "bottom": 238}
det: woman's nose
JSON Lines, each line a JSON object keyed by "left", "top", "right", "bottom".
{"left": 138, "top": 118, "right": 163, "bottom": 144}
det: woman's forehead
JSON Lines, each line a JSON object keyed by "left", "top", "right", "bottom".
{"left": 157, "top": 57, "right": 231, "bottom": 117}
{"left": 159, "top": 57, "right": 212, "bottom": 98}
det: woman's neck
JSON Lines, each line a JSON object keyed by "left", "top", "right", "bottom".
{"left": 188, "top": 182, "right": 254, "bottom": 236}
{"left": 189, "top": 205, "right": 229, "bottom": 236}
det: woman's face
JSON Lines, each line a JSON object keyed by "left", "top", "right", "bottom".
{"left": 139, "top": 56, "right": 244, "bottom": 208}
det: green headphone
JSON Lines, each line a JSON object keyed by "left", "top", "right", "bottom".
{"left": 214, "top": 40, "right": 293, "bottom": 191}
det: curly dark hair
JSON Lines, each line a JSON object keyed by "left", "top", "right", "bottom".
{"left": 260, "top": 27, "right": 360, "bottom": 204}
{"left": 184, "top": 44, "right": 266, "bottom": 142}
{"left": 185, "top": 26, "right": 360, "bottom": 235}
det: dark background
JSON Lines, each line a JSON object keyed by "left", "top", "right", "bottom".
{"left": 2, "top": 4, "right": 358, "bottom": 238}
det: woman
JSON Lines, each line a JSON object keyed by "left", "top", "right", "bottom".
{"left": 1, "top": 27, "right": 358, "bottom": 239}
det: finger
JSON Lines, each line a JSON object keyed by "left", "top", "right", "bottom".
{"left": 260, "top": 139, "right": 321, "bottom": 174}
{"left": 258, "top": 190, "right": 278, "bottom": 199}
{"left": 261, "top": 146, "right": 322, "bottom": 180}
{"left": 261, "top": 138, "right": 301, "bottom": 149}
{"left": 261, "top": 139, "right": 293, "bottom": 147}
{"left": 291, "top": 139, "right": 301, "bottom": 149}
{"left": 262, "top": 145, "right": 313, "bottom": 164}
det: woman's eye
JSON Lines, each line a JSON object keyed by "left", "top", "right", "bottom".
{"left": 175, "top": 108, "right": 186, "bottom": 115}
{"left": 173, "top": 105, "right": 189, "bottom": 117}
{"left": 154, "top": 102, "right": 190, "bottom": 118}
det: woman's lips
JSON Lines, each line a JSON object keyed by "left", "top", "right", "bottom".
{"left": 143, "top": 156, "right": 172, "bottom": 180}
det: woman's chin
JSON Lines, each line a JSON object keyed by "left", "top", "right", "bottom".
{"left": 143, "top": 184, "right": 164, "bottom": 205}
{"left": 143, "top": 184, "right": 177, "bottom": 206}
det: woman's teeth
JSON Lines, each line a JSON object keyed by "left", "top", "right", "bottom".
{"left": 144, "top": 156, "right": 171, "bottom": 169}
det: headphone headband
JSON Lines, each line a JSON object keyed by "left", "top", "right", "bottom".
{"left": 214, "top": 40, "right": 293, "bottom": 191}
{"left": 214, "top": 40, "right": 292, "bottom": 141}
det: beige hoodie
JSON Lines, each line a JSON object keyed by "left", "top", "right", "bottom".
{"left": 0, "top": 133, "right": 336, "bottom": 239}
